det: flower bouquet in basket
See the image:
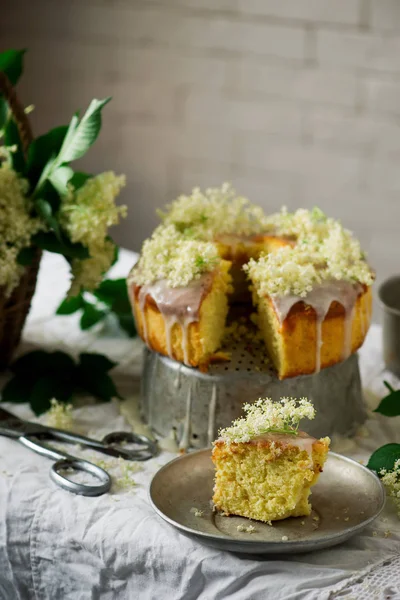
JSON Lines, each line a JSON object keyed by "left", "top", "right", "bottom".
{"left": 0, "top": 49, "right": 128, "bottom": 368}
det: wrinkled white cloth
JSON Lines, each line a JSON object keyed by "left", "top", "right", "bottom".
{"left": 0, "top": 251, "right": 400, "bottom": 600}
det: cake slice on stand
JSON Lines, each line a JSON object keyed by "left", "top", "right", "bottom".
{"left": 212, "top": 397, "right": 330, "bottom": 522}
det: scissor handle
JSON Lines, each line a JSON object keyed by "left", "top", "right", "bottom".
{"left": 102, "top": 431, "right": 158, "bottom": 461}
{"left": 50, "top": 458, "right": 112, "bottom": 497}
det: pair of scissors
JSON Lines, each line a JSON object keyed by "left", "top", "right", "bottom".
{"left": 0, "top": 407, "right": 158, "bottom": 497}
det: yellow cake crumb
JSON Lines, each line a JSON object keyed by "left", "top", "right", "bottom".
{"left": 212, "top": 397, "right": 330, "bottom": 522}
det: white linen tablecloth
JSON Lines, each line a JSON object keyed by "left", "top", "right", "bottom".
{"left": 0, "top": 251, "right": 400, "bottom": 600}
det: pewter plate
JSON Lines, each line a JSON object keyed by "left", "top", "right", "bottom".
{"left": 149, "top": 450, "right": 385, "bottom": 554}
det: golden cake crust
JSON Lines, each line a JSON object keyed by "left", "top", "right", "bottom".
{"left": 257, "top": 284, "right": 372, "bottom": 379}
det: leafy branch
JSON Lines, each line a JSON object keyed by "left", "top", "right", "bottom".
{"left": 367, "top": 381, "right": 400, "bottom": 517}
{"left": 1, "top": 49, "right": 113, "bottom": 264}
{"left": 1, "top": 350, "right": 122, "bottom": 415}
{"left": 56, "top": 278, "right": 136, "bottom": 337}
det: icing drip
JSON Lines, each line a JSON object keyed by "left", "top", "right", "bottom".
{"left": 342, "top": 305, "right": 355, "bottom": 360}
{"left": 252, "top": 431, "right": 316, "bottom": 465}
{"left": 138, "top": 273, "right": 213, "bottom": 365}
{"left": 207, "top": 384, "right": 218, "bottom": 447}
{"left": 271, "top": 280, "right": 362, "bottom": 373}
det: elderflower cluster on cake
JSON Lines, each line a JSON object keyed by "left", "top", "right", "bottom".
{"left": 131, "top": 224, "right": 221, "bottom": 288}
{"left": 158, "top": 182, "right": 268, "bottom": 240}
{"left": 128, "top": 182, "right": 374, "bottom": 378}
{"left": 212, "top": 396, "right": 330, "bottom": 522}
{"left": 218, "top": 396, "right": 315, "bottom": 444}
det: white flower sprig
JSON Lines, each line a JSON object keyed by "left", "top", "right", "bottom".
{"left": 158, "top": 182, "right": 268, "bottom": 239}
{"left": 131, "top": 224, "right": 221, "bottom": 288}
{"left": 219, "top": 397, "right": 315, "bottom": 444}
{"left": 380, "top": 460, "right": 400, "bottom": 517}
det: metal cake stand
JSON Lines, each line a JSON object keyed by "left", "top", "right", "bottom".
{"left": 140, "top": 332, "right": 366, "bottom": 450}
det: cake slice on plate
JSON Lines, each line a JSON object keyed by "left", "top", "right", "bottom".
{"left": 212, "top": 397, "right": 330, "bottom": 522}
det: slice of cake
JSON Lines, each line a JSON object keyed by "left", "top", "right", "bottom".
{"left": 212, "top": 397, "right": 330, "bottom": 522}
{"left": 244, "top": 210, "right": 374, "bottom": 379}
{"left": 128, "top": 225, "right": 232, "bottom": 368}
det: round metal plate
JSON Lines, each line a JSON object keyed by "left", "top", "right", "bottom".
{"left": 149, "top": 450, "right": 385, "bottom": 554}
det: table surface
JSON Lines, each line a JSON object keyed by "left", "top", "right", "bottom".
{"left": 0, "top": 251, "right": 400, "bottom": 600}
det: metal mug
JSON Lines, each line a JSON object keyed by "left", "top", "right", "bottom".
{"left": 378, "top": 275, "right": 400, "bottom": 377}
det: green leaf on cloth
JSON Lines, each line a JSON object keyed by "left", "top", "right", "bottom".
{"left": 1, "top": 350, "right": 122, "bottom": 415}
{"left": 367, "top": 443, "right": 400, "bottom": 474}
{"left": 80, "top": 304, "right": 107, "bottom": 330}
{"left": 56, "top": 294, "right": 85, "bottom": 315}
{"left": 374, "top": 381, "right": 400, "bottom": 417}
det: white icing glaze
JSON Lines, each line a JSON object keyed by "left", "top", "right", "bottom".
{"left": 271, "top": 280, "right": 362, "bottom": 372}
{"left": 251, "top": 431, "right": 316, "bottom": 464}
{"left": 137, "top": 273, "right": 213, "bottom": 365}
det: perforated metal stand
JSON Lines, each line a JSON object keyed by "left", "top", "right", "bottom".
{"left": 140, "top": 335, "right": 366, "bottom": 450}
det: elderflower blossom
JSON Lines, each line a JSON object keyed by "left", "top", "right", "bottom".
{"left": 244, "top": 246, "right": 324, "bottom": 298}
{"left": 219, "top": 397, "right": 315, "bottom": 444}
{"left": 60, "top": 172, "right": 127, "bottom": 295}
{"left": 158, "top": 182, "right": 268, "bottom": 240}
{"left": 244, "top": 213, "right": 374, "bottom": 297}
{"left": 69, "top": 238, "right": 115, "bottom": 297}
{"left": 60, "top": 172, "right": 127, "bottom": 248}
{"left": 380, "top": 460, "right": 400, "bottom": 518}
{"left": 0, "top": 163, "right": 44, "bottom": 295}
{"left": 45, "top": 398, "right": 74, "bottom": 430}
{"left": 130, "top": 224, "right": 221, "bottom": 287}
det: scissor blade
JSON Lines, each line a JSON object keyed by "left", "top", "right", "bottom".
{"left": 0, "top": 406, "right": 28, "bottom": 437}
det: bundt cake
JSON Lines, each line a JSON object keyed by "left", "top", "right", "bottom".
{"left": 212, "top": 397, "right": 330, "bottom": 522}
{"left": 128, "top": 184, "right": 374, "bottom": 378}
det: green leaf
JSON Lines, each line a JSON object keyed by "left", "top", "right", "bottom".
{"left": 17, "top": 246, "right": 36, "bottom": 266}
{"left": 1, "top": 376, "right": 33, "bottom": 403}
{"left": 383, "top": 380, "right": 395, "bottom": 394}
{"left": 374, "top": 387, "right": 400, "bottom": 417}
{"left": 4, "top": 117, "right": 25, "bottom": 173}
{"left": 0, "top": 49, "right": 26, "bottom": 85}
{"left": 367, "top": 443, "right": 400, "bottom": 474}
{"left": 11, "top": 350, "right": 51, "bottom": 377}
{"left": 79, "top": 353, "right": 116, "bottom": 373}
{"left": 77, "top": 369, "right": 122, "bottom": 402}
{"left": 80, "top": 304, "right": 106, "bottom": 330}
{"left": 56, "top": 294, "right": 85, "bottom": 315}
{"left": 117, "top": 313, "right": 136, "bottom": 337}
{"left": 49, "top": 165, "right": 74, "bottom": 196}
{"left": 35, "top": 198, "right": 61, "bottom": 238}
{"left": 32, "top": 231, "right": 89, "bottom": 259}
{"left": 26, "top": 125, "right": 68, "bottom": 187}
{"left": 11, "top": 350, "right": 75, "bottom": 378}
{"left": 94, "top": 278, "right": 127, "bottom": 306}
{"left": 29, "top": 375, "right": 74, "bottom": 416}
{"left": 58, "top": 97, "right": 111, "bottom": 163}
{"left": 0, "top": 97, "right": 8, "bottom": 131}
{"left": 69, "top": 171, "right": 92, "bottom": 190}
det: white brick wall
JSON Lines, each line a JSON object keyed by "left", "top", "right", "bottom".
{"left": 3, "top": 0, "right": 400, "bottom": 320}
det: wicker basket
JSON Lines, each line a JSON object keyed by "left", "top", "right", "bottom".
{"left": 0, "top": 71, "right": 41, "bottom": 369}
